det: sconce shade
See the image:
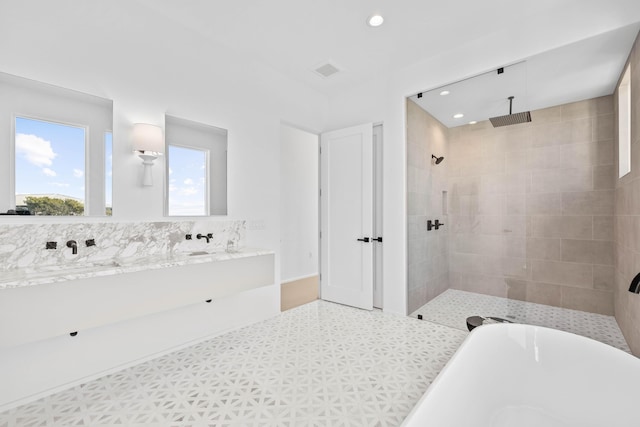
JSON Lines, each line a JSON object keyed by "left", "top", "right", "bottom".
{"left": 132, "top": 123, "right": 164, "bottom": 154}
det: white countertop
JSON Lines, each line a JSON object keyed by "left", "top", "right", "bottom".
{"left": 0, "top": 248, "right": 274, "bottom": 289}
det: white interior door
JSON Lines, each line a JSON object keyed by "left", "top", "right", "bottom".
{"left": 320, "top": 123, "right": 373, "bottom": 310}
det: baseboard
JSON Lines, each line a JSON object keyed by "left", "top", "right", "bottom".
{"left": 281, "top": 275, "right": 319, "bottom": 311}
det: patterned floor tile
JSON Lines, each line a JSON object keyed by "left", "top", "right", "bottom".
{"left": 0, "top": 301, "right": 466, "bottom": 427}
{"left": 410, "top": 289, "right": 631, "bottom": 352}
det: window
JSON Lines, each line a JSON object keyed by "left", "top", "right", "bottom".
{"left": 0, "top": 71, "right": 113, "bottom": 216}
{"left": 619, "top": 64, "right": 631, "bottom": 178}
{"left": 15, "top": 117, "right": 86, "bottom": 215}
{"left": 168, "top": 145, "right": 207, "bottom": 216}
{"left": 105, "top": 132, "right": 113, "bottom": 216}
{"left": 165, "top": 115, "right": 228, "bottom": 216}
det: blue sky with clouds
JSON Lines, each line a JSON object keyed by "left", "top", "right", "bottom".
{"left": 168, "top": 145, "right": 206, "bottom": 216}
{"left": 15, "top": 117, "right": 85, "bottom": 200}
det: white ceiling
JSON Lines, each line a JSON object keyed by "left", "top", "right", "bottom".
{"left": 409, "top": 23, "right": 640, "bottom": 128}
{"left": 2, "top": 0, "right": 640, "bottom": 109}
{"left": 131, "top": 0, "right": 640, "bottom": 99}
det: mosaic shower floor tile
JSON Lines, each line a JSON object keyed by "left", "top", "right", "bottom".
{"left": 0, "top": 300, "right": 467, "bottom": 427}
{"left": 410, "top": 289, "right": 631, "bottom": 352}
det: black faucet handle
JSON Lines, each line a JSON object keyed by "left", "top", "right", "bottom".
{"left": 66, "top": 240, "right": 78, "bottom": 255}
{"left": 85, "top": 239, "right": 96, "bottom": 247}
{"left": 207, "top": 233, "right": 213, "bottom": 238}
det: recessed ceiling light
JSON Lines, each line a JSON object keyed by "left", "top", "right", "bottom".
{"left": 440, "top": 90, "right": 450, "bottom": 96}
{"left": 368, "top": 15, "right": 384, "bottom": 27}
{"left": 469, "top": 121, "right": 477, "bottom": 125}
{"left": 453, "top": 113, "right": 464, "bottom": 119}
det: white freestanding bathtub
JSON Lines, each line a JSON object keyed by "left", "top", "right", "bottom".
{"left": 402, "top": 323, "right": 640, "bottom": 427}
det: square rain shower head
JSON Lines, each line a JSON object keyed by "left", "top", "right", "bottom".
{"left": 489, "top": 111, "right": 532, "bottom": 127}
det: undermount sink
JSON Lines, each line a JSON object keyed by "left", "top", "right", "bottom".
{"left": 188, "top": 251, "right": 210, "bottom": 256}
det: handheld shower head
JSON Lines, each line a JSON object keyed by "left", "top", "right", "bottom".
{"left": 432, "top": 154, "right": 444, "bottom": 165}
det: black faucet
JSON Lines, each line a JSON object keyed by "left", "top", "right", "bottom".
{"left": 197, "top": 233, "right": 213, "bottom": 243}
{"left": 66, "top": 240, "right": 78, "bottom": 255}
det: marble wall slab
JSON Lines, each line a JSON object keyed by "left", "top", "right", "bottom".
{"left": 0, "top": 220, "right": 246, "bottom": 272}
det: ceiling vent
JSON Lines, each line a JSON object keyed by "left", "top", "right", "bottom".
{"left": 314, "top": 62, "right": 340, "bottom": 78}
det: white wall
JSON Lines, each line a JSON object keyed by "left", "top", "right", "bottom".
{"left": 0, "top": 2, "right": 327, "bottom": 409}
{"left": 280, "top": 124, "right": 319, "bottom": 282}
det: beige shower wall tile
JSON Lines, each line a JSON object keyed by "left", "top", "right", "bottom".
{"left": 593, "top": 165, "right": 615, "bottom": 190}
{"left": 526, "top": 238, "right": 562, "bottom": 260}
{"left": 486, "top": 127, "right": 532, "bottom": 153}
{"left": 449, "top": 176, "right": 481, "bottom": 195}
{"left": 504, "top": 194, "right": 526, "bottom": 215}
{"left": 593, "top": 240, "right": 614, "bottom": 265}
{"left": 561, "top": 239, "right": 613, "bottom": 265}
{"left": 505, "top": 150, "right": 529, "bottom": 172}
{"left": 532, "top": 260, "right": 593, "bottom": 287}
{"left": 526, "top": 193, "right": 562, "bottom": 215}
{"left": 479, "top": 193, "right": 504, "bottom": 215}
{"left": 529, "top": 168, "right": 592, "bottom": 193}
{"left": 502, "top": 215, "right": 528, "bottom": 236}
{"left": 501, "top": 257, "right": 530, "bottom": 279}
{"left": 530, "top": 105, "right": 562, "bottom": 124}
{"left": 561, "top": 286, "right": 614, "bottom": 315}
{"left": 531, "top": 215, "right": 593, "bottom": 239}
{"left": 449, "top": 253, "right": 502, "bottom": 277}
{"left": 480, "top": 215, "right": 503, "bottom": 235}
{"left": 560, "top": 96, "right": 613, "bottom": 121}
{"left": 503, "top": 236, "right": 526, "bottom": 258}
{"left": 562, "top": 190, "right": 614, "bottom": 215}
{"left": 596, "top": 140, "right": 614, "bottom": 165}
{"left": 593, "top": 265, "right": 615, "bottom": 290}
{"left": 531, "top": 122, "right": 570, "bottom": 147}
{"left": 561, "top": 141, "right": 614, "bottom": 168}
{"left": 593, "top": 216, "right": 613, "bottom": 240}
{"left": 528, "top": 145, "right": 564, "bottom": 170}
{"left": 593, "top": 114, "right": 615, "bottom": 142}
{"left": 561, "top": 239, "right": 592, "bottom": 264}
{"left": 453, "top": 234, "right": 502, "bottom": 256}
{"left": 525, "top": 281, "right": 563, "bottom": 307}
{"left": 562, "top": 239, "right": 613, "bottom": 265}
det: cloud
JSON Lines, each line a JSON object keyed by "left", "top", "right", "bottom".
{"left": 180, "top": 187, "right": 197, "bottom": 196}
{"left": 169, "top": 184, "right": 177, "bottom": 192}
{"left": 73, "top": 169, "right": 84, "bottom": 178}
{"left": 183, "top": 178, "right": 194, "bottom": 185}
{"left": 49, "top": 182, "right": 70, "bottom": 188}
{"left": 16, "top": 133, "right": 57, "bottom": 167}
{"left": 42, "top": 168, "right": 57, "bottom": 177}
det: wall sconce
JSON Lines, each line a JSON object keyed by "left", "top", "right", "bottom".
{"left": 132, "top": 123, "right": 164, "bottom": 186}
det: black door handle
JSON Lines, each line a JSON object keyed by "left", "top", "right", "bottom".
{"left": 372, "top": 237, "right": 383, "bottom": 242}
{"left": 434, "top": 220, "right": 445, "bottom": 230}
{"left": 357, "top": 237, "right": 370, "bottom": 242}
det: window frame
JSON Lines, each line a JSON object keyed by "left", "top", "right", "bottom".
{"left": 13, "top": 114, "right": 88, "bottom": 216}
{"left": 0, "top": 71, "right": 113, "bottom": 217}
{"left": 164, "top": 114, "right": 228, "bottom": 217}
{"left": 166, "top": 143, "right": 211, "bottom": 217}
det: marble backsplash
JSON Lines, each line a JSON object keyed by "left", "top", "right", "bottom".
{"left": 0, "top": 220, "right": 245, "bottom": 272}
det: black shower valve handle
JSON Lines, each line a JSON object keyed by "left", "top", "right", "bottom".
{"left": 434, "top": 219, "right": 445, "bottom": 230}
